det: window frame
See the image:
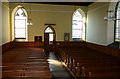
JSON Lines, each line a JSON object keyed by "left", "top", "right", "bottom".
{"left": 72, "top": 10, "right": 85, "bottom": 41}
{"left": 115, "top": 2, "right": 120, "bottom": 42}
{"left": 14, "top": 7, "right": 27, "bottom": 39}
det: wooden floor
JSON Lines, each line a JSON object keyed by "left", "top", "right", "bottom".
{"left": 47, "top": 52, "right": 73, "bottom": 79}
{"left": 2, "top": 47, "right": 52, "bottom": 79}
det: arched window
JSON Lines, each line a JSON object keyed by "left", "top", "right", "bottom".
{"left": 115, "top": 2, "right": 120, "bottom": 42}
{"left": 72, "top": 10, "right": 85, "bottom": 41}
{"left": 14, "top": 7, "right": 27, "bottom": 39}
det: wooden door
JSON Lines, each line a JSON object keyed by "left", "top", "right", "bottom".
{"left": 44, "top": 33, "right": 49, "bottom": 53}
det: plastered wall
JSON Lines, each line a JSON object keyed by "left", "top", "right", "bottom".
{"left": 0, "top": 2, "right": 2, "bottom": 46}
{"left": 87, "top": 2, "right": 109, "bottom": 46}
{"left": 87, "top": 2, "right": 118, "bottom": 46}
{"left": 9, "top": 3, "right": 87, "bottom": 41}
{"left": 2, "top": 2, "right": 10, "bottom": 45}
{"left": 107, "top": 2, "right": 117, "bottom": 45}
{"left": 2, "top": 2, "right": 118, "bottom": 46}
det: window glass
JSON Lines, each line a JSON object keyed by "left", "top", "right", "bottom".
{"left": 15, "top": 8, "right": 27, "bottom": 38}
{"left": 72, "top": 10, "right": 85, "bottom": 41}
{"left": 45, "top": 27, "right": 53, "bottom": 33}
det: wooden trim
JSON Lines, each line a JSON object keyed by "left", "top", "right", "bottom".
{"left": 54, "top": 41, "right": 86, "bottom": 55}
{"left": 55, "top": 41, "right": 120, "bottom": 60}
{"left": 86, "top": 42, "right": 120, "bottom": 59}
{"left": 1, "top": 41, "right": 120, "bottom": 60}
{"left": 55, "top": 41, "right": 86, "bottom": 47}
{"left": 45, "top": 24, "right": 55, "bottom": 26}
{"left": 2, "top": 42, "right": 11, "bottom": 52}
{"left": 0, "top": 45, "right": 2, "bottom": 54}
{"left": 15, "top": 38, "right": 26, "bottom": 39}
{"left": 10, "top": 42, "right": 44, "bottom": 48}
{"left": 2, "top": 42, "right": 44, "bottom": 53}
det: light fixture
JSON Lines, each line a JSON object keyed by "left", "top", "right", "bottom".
{"left": 104, "top": 15, "right": 116, "bottom": 21}
{"left": 27, "top": 19, "right": 32, "bottom": 25}
{"left": 104, "top": 10, "right": 116, "bottom": 21}
{"left": 27, "top": 3, "right": 33, "bottom": 26}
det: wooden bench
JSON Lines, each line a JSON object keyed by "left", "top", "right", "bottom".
{"left": 2, "top": 47, "right": 52, "bottom": 79}
{"left": 56, "top": 44, "right": 120, "bottom": 79}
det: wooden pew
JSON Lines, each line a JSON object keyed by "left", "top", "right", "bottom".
{"left": 56, "top": 44, "right": 120, "bottom": 79}
{"left": 2, "top": 47, "right": 52, "bottom": 79}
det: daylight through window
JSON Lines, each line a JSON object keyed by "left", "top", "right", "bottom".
{"left": 72, "top": 10, "right": 85, "bottom": 41}
{"left": 115, "top": 2, "right": 120, "bottom": 42}
{"left": 15, "top": 8, "right": 27, "bottom": 38}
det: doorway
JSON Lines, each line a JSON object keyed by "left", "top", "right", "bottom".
{"left": 44, "top": 25, "right": 56, "bottom": 53}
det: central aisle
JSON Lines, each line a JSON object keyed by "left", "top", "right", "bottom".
{"left": 47, "top": 52, "right": 73, "bottom": 79}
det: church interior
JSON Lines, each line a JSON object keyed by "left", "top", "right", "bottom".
{"left": 0, "top": 0, "right": 120, "bottom": 79}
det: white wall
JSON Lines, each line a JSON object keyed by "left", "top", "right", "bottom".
{"left": 87, "top": 2, "right": 109, "bottom": 46}
{"left": 87, "top": 2, "right": 119, "bottom": 46}
{"left": 107, "top": 2, "right": 117, "bottom": 45}
{"left": 2, "top": 2, "right": 10, "bottom": 44}
{"left": 0, "top": 2, "right": 2, "bottom": 46}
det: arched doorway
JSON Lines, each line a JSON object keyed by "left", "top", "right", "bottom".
{"left": 44, "top": 25, "right": 56, "bottom": 53}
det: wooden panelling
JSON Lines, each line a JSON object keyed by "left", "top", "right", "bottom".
{"left": 2, "top": 41, "right": 120, "bottom": 59}
{"left": 10, "top": 42, "right": 44, "bottom": 48}
{"left": 86, "top": 42, "right": 120, "bottom": 59}
{"left": 44, "top": 33, "right": 49, "bottom": 53}
{"left": 0, "top": 45, "right": 2, "bottom": 55}
{"left": 54, "top": 41, "right": 120, "bottom": 60}
{"left": 55, "top": 41, "right": 86, "bottom": 47}
{"left": 2, "top": 42, "right": 11, "bottom": 52}
{"left": 2, "top": 42, "right": 44, "bottom": 53}
{"left": 54, "top": 41, "right": 86, "bottom": 56}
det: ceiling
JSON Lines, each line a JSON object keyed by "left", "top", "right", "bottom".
{"left": 13, "top": 2, "right": 94, "bottom": 6}
{"left": 32, "top": 2, "right": 94, "bottom": 6}
{"left": 8, "top": 0, "right": 95, "bottom": 6}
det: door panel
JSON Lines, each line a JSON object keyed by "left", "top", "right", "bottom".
{"left": 44, "top": 33, "right": 49, "bottom": 53}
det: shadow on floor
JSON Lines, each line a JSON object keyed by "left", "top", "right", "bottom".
{"left": 47, "top": 52, "right": 74, "bottom": 79}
